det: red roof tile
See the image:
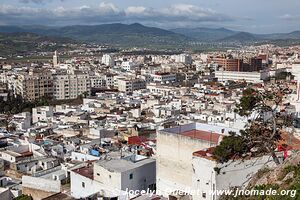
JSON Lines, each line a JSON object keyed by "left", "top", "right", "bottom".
{"left": 72, "top": 166, "right": 94, "bottom": 180}
{"left": 180, "top": 130, "right": 221, "bottom": 144}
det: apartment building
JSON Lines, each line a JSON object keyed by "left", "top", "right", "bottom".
{"left": 102, "top": 54, "right": 114, "bottom": 67}
{"left": 104, "top": 73, "right": 115, "bottom": 88}
{"left": 15, "top": 69, "right": 53, "bottom": 101}
{"left": 116, "top": 78, "right": 146, "bottom": 93}
{"left": 90, "top": 75, "right": 106, "bottom": 88}
{"left": 151, "top": 72, "right": 176, "bottom": 83}
{"left": 209, "top": 57, "right": 242, "bottom": 71}
{"left": 121, "top": 61, "right": 138, "bottom": 71}
{"left": 174, "top": 54, "right": 193, "bottom": 65}
{"left": 53, "top": 72, "right": 90, "bottom": 100}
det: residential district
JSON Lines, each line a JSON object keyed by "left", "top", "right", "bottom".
{"left": 0, "top": 45, "right": 299, "bottom": 200}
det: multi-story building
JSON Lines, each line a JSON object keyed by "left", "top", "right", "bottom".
{"left": 90, "top": 75, "right": 106, "bottom": 88}
{"left": 174, "top": 54, "right": 193, "bottom": 65}
{"left": 156, "top": 123, "right": 239, "bottom": 196}
{"left": 215, "top": 70, "right": 269, "bottom": 83}
{"left": 117, "top": 78, "right": 146, "bottom": 93}
{"left": 121, "top": 61, "right": 138, "bottom": 71}
{"left": 53, "top": 72, "right": 90, "bottom": 100}
{"left": 104, "top": 74, "right": 115, "bottom": 88}
{"left": 15, "top": 69, "right": 53, "bottom": 101}
{"left": 241, "top": 57, "right": 263, "bottom": 72}
{"left": 209, "top": 57, "right": 242, "bottom": 71}
{"left": 151, "top": 72, "right": 176, "bottom": 83}
{"left": 101, "top": 54, "right": 114, "bottom": 67}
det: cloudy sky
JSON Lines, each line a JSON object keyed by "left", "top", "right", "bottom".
{"left": 0, "top": 0, "right": 299, "bottom": 33}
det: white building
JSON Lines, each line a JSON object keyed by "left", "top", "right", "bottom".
{"left": 192, "top": 149, "right": 275, "bottom": 200}
{"left": 174, "top": 54, "right": 193, "bottom": 65}
{"left": 121, "top": 61, "right": 138, "bottom": 71}
{"left": 156, "top": 123, "right": 239, "bottom": 196}
{"left": 151, "top": 72, "right": 176, "bottom": 83}
{"left": 32, "top": 106, "right": 54, "bottom": 124}
{"left": 102, "top": 54, "right": 114, "bottom": 67}
{"left": 13, "top": 112, "right": 31, "bottom": 130}
{"left": 215, "top": 70, "right": 269, "bottom": 83}
{"left": 70, "top": 155, "right": 156, "bottom": 199}
{"left": 117, "top": 78, "right": 146, "bottom": 93}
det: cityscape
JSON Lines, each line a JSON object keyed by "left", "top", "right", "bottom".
{"left": 0, "top": 0, "right": 300, "bottom": 200}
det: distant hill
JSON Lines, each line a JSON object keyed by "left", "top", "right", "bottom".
{"left": 0, "top": 23, "right": 191, "bottom": 47}
{"left": 170, "top": 27, "right": 236, "bottom": 41}
{"left": 1, "top": 23, "right": 300, "bottom": 47}
{"left": 285, "top": 31, "right": 300, "bottom": 39}
{"left": 0, "top": 32, "right": 74, "bottom": 56}
{"left": 219, "top": 32, "right": 259, "bottom": 42}
{"left": 171, "top": 27, "right": 300, "bottom": 43}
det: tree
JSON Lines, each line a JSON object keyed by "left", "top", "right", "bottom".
{"left": 213, "top": 86, "right": 292, "bottom": 165}
{"left": 213, "top": 131, "right": 248, "bottom": 164}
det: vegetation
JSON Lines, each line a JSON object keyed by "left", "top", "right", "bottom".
{"left": 213, "top": 86, "right": 292, "bottom": 165}
{"left": 14, "top": 194, "right": 33, "bottom": 200}
{"left": 275, "top": 72, "right": 294, "bottom": 80}
{"left": 0, "top": 94, "right": 48, "bottom": 115}
{"left": 0, "top": 32, "right": 75, "bottom": 57}
{"left": 0, "top": 93, "right": 83, "bottom": 115}
{"left": 2, "top": 24, "right": 300, "bottom": 52}
{"left": 212, "top": 131, "right": 247, "bottom": 164}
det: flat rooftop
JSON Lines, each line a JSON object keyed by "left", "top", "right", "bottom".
{"left": 181, "top": 130, "right": 221, "bottom": 144}
{"left": 72, "top": 166, "right": 94, "bottom": 180}
{"left": 95, "top": 156, "right": 155, "bottom": 173}
{"left": 160, "top": 123, "right": 238, "bottom": 143}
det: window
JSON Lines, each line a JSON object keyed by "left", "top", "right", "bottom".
{"left": 202, "top": 193, "right": 206, "bottom": 198}
{"left": 82, "top": 182, "right": 85, "bottom": 188}
{"left": 97, "top": 173, "right": 100, "bottom": 176}
{"left": 109, "top": 175, "right": 111, "bottom": 179}
{"left": 129, "top": 173, "right": 133, "bottom": 180}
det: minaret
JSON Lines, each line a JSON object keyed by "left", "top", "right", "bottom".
{"left": 53, "top": 51, "right": 58, "bottom": 67}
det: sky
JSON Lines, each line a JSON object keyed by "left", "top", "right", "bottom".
{"left": 0, "top": 0, "right": 300, "bottom": 34}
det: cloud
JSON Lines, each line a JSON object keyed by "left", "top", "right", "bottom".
{"left": 0, "top": 3, "right": 233, "bottom": 26}
{"left": 125, "top": 4, "right": 233, "bottom": 24}
{"left": 19, "top": 0, "right": 65, "bottom": 4}
{"left": 279, "top": 14, "right": 298, "bottom": 21}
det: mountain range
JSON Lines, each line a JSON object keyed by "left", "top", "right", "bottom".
{"left": 1, "top": 23, "right": 300, "bottom": 47}
{"left": 0, "top": 23, "right": 190, "bottom": 47}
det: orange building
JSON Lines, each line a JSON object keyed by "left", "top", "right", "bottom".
{"left": 209, "top": 57, "right": 242, "bottom": 71}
